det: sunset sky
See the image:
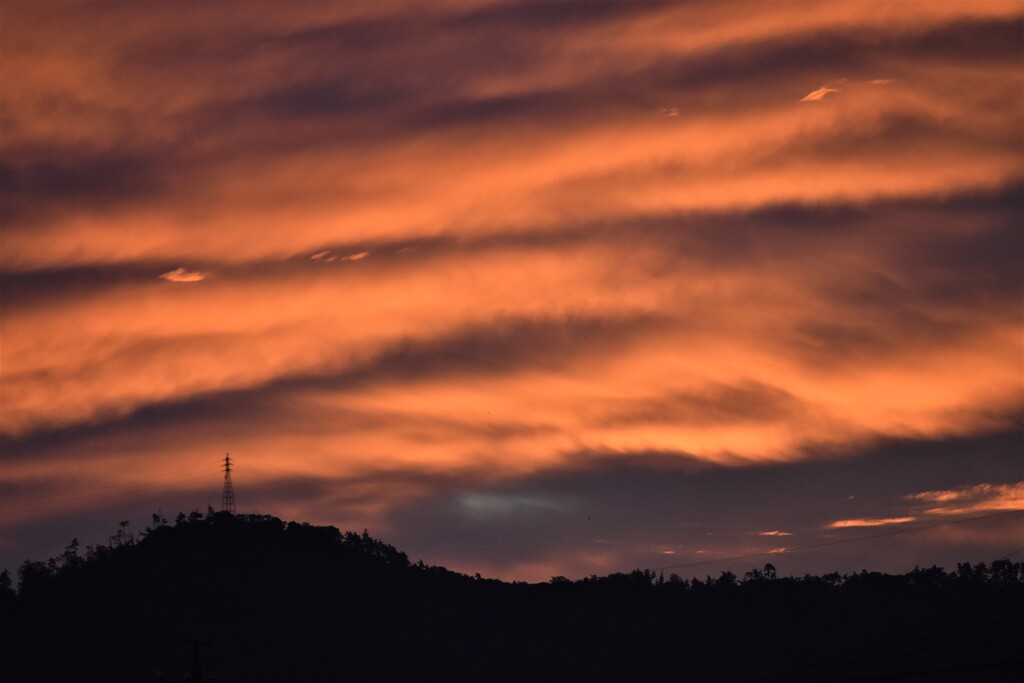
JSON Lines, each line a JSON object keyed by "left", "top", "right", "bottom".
{"left": 1, "top": 1, "right": 1022, "bottom": 582}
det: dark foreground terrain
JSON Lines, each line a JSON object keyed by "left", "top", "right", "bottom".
{"left": 2, "top": 511, "right": 1021, "bottom": 682}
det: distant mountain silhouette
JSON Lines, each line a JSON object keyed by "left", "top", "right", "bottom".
{"left": 2, "top": 510, "right": 1022, "bottom": 682}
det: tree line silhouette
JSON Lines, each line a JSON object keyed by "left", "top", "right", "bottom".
{"left": 2, "top": 509, "right": 1021, "bottom": 682}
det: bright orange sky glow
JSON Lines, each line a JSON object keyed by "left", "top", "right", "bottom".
{"left": 1, "top": 1, "right": 1022, "bottom": 582}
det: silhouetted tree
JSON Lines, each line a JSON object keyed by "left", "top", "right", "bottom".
{"left": 109, "top": 520, "right": 134, "bottom": 547}
{"left": 0, "top": 569, "right": 15, "bottom": 608}
{"left": 715, "top": 570, "right": 737, "bottom": 588}
{"left": 16, "top": 559, "right": 50, "bottom": 596}
{"left": 6, "top": 512, "right": 1023, "bottom": 683}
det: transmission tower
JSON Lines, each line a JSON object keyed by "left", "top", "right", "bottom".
{"left": 221, "top": 453, "right": 237, "bottom": 514}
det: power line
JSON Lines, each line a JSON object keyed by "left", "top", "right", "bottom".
{"left": 810, "top": 606, "right": 1024, "bottom": 683}
{"left": 763, "top": 591, "right": 1024, "bottom": 683}
{"left": 808, "top": 657, "right": 1024, "bottom": 683}
{"left": 0, "top": 462, "right": 214, "bottom": 519}
{"left": 653, "top": 508, "right": 1024, "bottom": 573}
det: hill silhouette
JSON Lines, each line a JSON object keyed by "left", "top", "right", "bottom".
{"left": 2, "top": 510, "right": 1022, "bottom": 682}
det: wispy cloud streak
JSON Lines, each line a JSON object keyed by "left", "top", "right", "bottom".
{"left": 908, "top": 482, "right": 1024, "bottom": 515}
{"left": 829, "top": 517, "right": 916, "bottom": 529}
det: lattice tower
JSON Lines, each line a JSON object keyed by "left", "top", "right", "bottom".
{"left": 221, "top": 454, "right": 236, "bottom": 514}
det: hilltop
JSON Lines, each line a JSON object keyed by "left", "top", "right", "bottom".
{"left": 2, "top": 511, "right": 1022, "bottom": 682}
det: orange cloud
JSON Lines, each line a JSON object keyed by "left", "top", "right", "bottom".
{"left": 1, "top": 0, "right": 1021, "bottom": 579}
{"left": 801, "top": 85, "right": 840, "bottom": 102}
{"left": 159, "top": 267, "right": 206, "bottom": 283}
{"left": 908, "top": 482, "right": 1024, "bottom": 516}
{"left": 829, "top": 517, "right": 916, "bottom": 529}
{"left": 310, "top": 251, "right": 336, "bottom": 262}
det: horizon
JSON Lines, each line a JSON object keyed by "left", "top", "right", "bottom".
{"left": 5, "top": 432, "right": 1022, "bottom": 583}
{"left": 11, "top": 504, "right": 1024, "bottom": 587}
{"left": 2, "top": 1, "right": 1022, "bottom": 583}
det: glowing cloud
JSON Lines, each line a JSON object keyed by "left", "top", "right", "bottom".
{"left": 309, "top": 249, "right": 367, "bottom": 263}
{"left": 908, "top": 482, "right": 1024, "bottom": 516}
{"left": 758, "top": 530, "right": 793, "bottom": 537}
{"left": 459, "top": 493, "right": 566, "bottom": 520}
{"left": 801, "top": 85, "right": 840, "bottom": 101}
{"left": 829, "top": 517, "right": 916, "bottom": 529}
{"left": 158, "top": 268, "right": 206, "bottom": 283}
